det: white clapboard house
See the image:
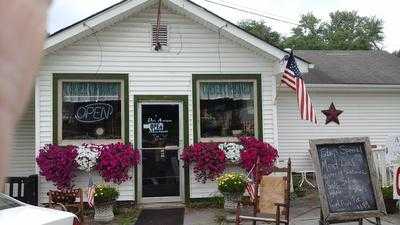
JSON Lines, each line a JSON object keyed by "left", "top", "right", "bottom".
{"left": 6, "top": 0, "right": 400, "bottom": 204}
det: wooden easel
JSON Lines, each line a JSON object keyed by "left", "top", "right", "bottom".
{"left": 309, "top": 138, "right": 386, "bottom": 225}
{"left": 319, "top": 209, "right": 382, "bottom": 225}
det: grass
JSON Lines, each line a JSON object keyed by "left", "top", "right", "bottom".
{"left": 214, "top": 210, "right": 225, "bottom": 225}
{"left": 186, "top": 197, "right": 224, "bottom": 209}
{"left": 115, "top": 207, "right": 141, "bottom": 225}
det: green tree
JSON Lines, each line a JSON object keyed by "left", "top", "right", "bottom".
{"left": 238, "top": 20, "right": 283, "bottom": 48}
{"left": 238, "top": 11, "right": 384, "bottom": 50}
{"left": 283, "top": 13, "right": 326, "bottom": 50}
{"left": 324, "top": 11, "right": 383, "bottom": 50}
{"left": 284, "top": 11, "right": 383, "bottom": 50}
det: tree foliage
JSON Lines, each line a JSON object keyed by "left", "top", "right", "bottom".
{"left": 238, "top": 20, "right": 283, "bottom": 48}
{"left": 238, "top": 11, "right": 384, "bottom": 50}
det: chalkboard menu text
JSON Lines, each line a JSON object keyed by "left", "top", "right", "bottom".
{"left": 310, "top": 137, "right": 385, "bottom": 223}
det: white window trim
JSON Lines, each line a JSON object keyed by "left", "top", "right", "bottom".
{"left": 196, "top": 79, "right": 259, "bottom": 143}
{"left": 57, "top": 79, "right": 125, "bottom": 145}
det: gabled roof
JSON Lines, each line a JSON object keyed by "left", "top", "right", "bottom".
{"left": 45, "top": 0, "right": 311, "bottom": 69}
{"left": 296, "top": 50, "right": 400, "bottom": 85}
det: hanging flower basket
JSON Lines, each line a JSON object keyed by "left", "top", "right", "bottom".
{"left": 181, "top": 143, "right": 226, "bottom": 183}
{"left": 239, "top": 136, "right": 279, "bottom": 176}
{"left": 218, "top": 142, "right": 244, "bottom": 164}
{"left": 96, "top": 143, "right": 140, "bottom": 184}
{"left": 75, "top": 144, "right": 100, "bottom": 172}
{"left": 36, "top": 144, "right": 78, "bottom": 190}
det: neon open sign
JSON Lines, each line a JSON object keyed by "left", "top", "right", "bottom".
{"left": 75, "top": 103, "right": 114, "bottom": 123}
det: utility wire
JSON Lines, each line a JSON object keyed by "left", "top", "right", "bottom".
{"left": 216, "top": 0, "right": 298, "bottom": 24}
{"left": 83, "top": 22, "right": 103, "bottom": 74}
{"left": 202, "top": 0, "right": 300, "bottom": 26}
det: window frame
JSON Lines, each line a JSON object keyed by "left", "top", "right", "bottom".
{"left": 53, "top": 74, "right": 129, "bottom": 145}
{"left": 192, "top": 74, "right": 263, "bottom": 143}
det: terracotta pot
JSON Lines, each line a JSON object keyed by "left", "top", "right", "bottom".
{"left": 94, "top": 201, "right": 115, "bottom": 222}
{"left": 384, "top": 198, "right": 399, "bottom": 214}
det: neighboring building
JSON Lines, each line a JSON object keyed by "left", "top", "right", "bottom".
{"left": 278, "top": 50, "right": 400, "bottom": 171}
{"left": 6, "top": 0, "right": 400, "bottom": 204}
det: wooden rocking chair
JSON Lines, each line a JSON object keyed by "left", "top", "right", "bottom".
{"left": 48, "top": 188, "right": 84, "bottom": 222}
{"left": 236, "top": 158, "right": 292, "bottom": 225}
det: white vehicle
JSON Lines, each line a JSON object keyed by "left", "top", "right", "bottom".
{"left": 0, "top": 193, "right": 80, "bottom": 225}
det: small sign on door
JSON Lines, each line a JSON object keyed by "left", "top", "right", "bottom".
{"left": 393, "top": 165, "right": 400, "bottom": 199}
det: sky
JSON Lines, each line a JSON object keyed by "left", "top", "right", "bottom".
{"left": 47, "top": 0, "right": 400, "bottom": 52}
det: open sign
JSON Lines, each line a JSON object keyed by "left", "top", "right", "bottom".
{"left": 75, "top": 103, "right": 113, "bottom": 123}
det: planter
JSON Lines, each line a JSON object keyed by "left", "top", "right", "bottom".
{"left": 94, "top": 201, "right": 115, "bottom": 222}
{"left": 384, "top": 198, "right": 399, "bottom": 214}
{"left": 223, "top": 192, "right": 243, "bottom": 222}
{"left": 48, "top": 190, "right": 77, "bottom": 204}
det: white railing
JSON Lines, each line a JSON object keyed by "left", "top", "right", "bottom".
{"left": 372, "top": 146, "right": 392, "bottom": 187}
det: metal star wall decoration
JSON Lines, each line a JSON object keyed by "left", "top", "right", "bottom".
{"left": 322, "top": 103, "right": 343, "bottom": 125}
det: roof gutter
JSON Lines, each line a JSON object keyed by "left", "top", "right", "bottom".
{"left": 293, "top": 83, "right": 400, "bottom": 92}
{"left": 307, "top": 84, "right": 400, "bottom": 88}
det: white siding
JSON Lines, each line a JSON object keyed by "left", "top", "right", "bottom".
{"left": 37, "top": 4, "right": 277, "bottom": 202}
{"left": 8, "top": 100, "right": 35, "bottom": 177}
{"left": 277, "top": 90, "right": 400, "bottom": 172}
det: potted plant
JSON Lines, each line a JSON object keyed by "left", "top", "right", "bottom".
{"left": 217, "top": 172, "right": 247, "bottom": 221}
{"left": 382, "top": 186, "right": 399, "bottom": 214}
{"left": 93, "top": 184, "right": 119, "bottom": 222}
{"left": 181, "top": 143, "right": 226, "bottom": 183}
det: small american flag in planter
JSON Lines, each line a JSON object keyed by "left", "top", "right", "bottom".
{"left": 87, "top": 176, "right": 95, "bottom": 207}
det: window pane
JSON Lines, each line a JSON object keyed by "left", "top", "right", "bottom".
{"left": 61, "top": 82, "right": 122, "bottom": 140}
{"left": 200, "top": 82, "right": 255, "bottom": 138}
{"left": 141, "top": 104, "right": 180, "bottom": 148}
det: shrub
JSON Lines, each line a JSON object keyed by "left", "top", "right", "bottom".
{"left": 382, "top": 186, "right": 393, "bottom": 199}
{"left": 94, "top": 185, "right": 119, "bottom": 204}
{"left": 96, "top": 143, "right": 140, "bottom": 184}
{"left": 181, "top": 143, "right": 226, "bottom": 183}
{"left": 239, "top": 136, "right": 279, "bottom": 176}
{"left": 217, "top": 173, "right": 247, "bottom": 195}
{"left": 36, "top": 144, "right": 78, "bottom": 189}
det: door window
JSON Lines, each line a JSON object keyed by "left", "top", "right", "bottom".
{"left": 141, "top": 104, "right": 179, "bottom": 148}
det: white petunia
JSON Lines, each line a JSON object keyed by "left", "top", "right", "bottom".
{"left": 75, "top": 144, "right": 100, "bottom": 172}
{"left": 219, "top": 143, "right": 243, "bottom": 163}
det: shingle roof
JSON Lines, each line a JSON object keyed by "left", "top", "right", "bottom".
{"left": 295, "top": 50, "right": 400, "bottom": 85}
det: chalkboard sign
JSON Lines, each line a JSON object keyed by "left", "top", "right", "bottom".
{"left": 310, "top": 137, "right": 386, "bottom": 222}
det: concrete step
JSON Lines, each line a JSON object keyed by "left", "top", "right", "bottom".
{"left": 139, "top": 202, "right": 185, "bottom": 209}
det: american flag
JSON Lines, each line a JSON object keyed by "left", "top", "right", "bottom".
{"left": 246, "top": 165, "right": 257, "bottom": 202}
{"left": 87, "top": 176, "right": 95, "bottom": 208}
{"left": 246, "top": 178, "right": 256, "bottom": 202}
{"left": 281, "top": 51, "right": 317, "bottom": 124}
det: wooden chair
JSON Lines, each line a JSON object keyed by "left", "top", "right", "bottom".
{"left": 48, "top": 188, "right": 84, "bottom": 222}
{"left": 236, "top": 158, "right": 292, "bottom": 225}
